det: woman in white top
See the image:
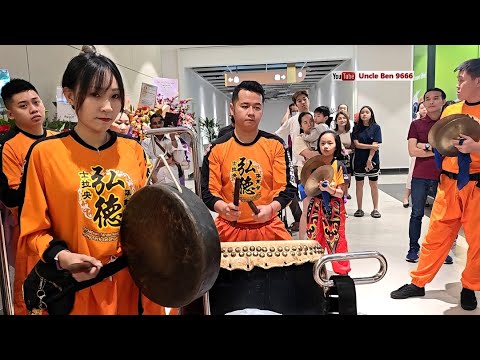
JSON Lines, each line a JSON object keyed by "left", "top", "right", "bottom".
{"left": 157, "top": 153, "right": 181, "bottom": 185}
{"left": 333, "top": 111, "right": 353, "bottom": 199}
{"left": 293, "top": 112, "right": 320, "bottom": 239}
{"left": 330, "top": 104, "right": 355, "bottom": 133}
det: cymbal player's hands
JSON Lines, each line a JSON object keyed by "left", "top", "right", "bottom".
{"left": 57, "top": 250, "right": 102, "bottom": 282}
{"left": 453, "top": 134, "right": 480, "bottom": 154}
{"left": 319, "top": 180, "right": 335, "bottom": 194}
{"left": 215, "top": 201, "right": 240, "bottom": 222}
{"left": 471, "top": 116, "right": 480, "bottom": 125}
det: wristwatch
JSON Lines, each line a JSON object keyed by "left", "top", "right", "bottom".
{"left": 54, "top": 250, "right": 70, "bottom": 270}
{"left": 424, "top": 143, "right": 431, "bottom": 151}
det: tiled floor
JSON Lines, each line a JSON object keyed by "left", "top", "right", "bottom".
{"left": 295, "top": 174, "right": 478, "bottom": 315}
{"left": 188, "top": 174, "right": 478, "bottom": 315}
{"left": 2, "top": 174, "right": 477, "bottom": 315}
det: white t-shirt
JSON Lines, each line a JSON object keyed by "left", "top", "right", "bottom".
{"left": 275, "top": 111, "right": 314, "bottom": 166}
{"left": 142, "top": 134, "right": 185, "bottom": 165}
{"left": 156, "top": 163, "right": 181, "bottom": 185}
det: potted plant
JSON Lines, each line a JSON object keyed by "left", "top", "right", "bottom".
{"left": 199, "top": 116, "right": 220, "bottom": 143}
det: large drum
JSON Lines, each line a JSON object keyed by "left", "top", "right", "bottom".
{"left": 182, "top": 240, "right": 326, "bottom": 315}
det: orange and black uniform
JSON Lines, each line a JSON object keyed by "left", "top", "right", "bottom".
{"left": 411, "top": 101, "right": 480, "bottom": 290}
{"left": 0, "top": 126, "right": 56, "bottom": 315}
{"left": 202, "top": 130, "right": 297, "bottom": 241}
{"left": 306, "top": 159, "right": 351, "bottom": 275}
{"left": 18, "top": 130, "right": 166, "bottom": 314}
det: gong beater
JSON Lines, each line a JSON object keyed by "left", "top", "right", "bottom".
{"left": 428, "top": 113, "right": 480, "bottom": 156}
{"left": 304, "top": 165, "right": 334, "bottom": 197}
{"left": 121, "top": 183, "right": 221, "bottom": 308}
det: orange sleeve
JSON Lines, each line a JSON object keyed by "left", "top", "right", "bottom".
{"left": 2, "top": 142, "right": 22, "bottom": 190}
{"left": 19, "top": 146, "right": 54, "bottom": 259}
{"left": 201, "top": 143, "right": 224, "bottom": 211}
{"left": 138, "top": 144, "right": 149, "bottom": 187}
{"left": 334, "top": 162, "right": 345, "bottom": 187}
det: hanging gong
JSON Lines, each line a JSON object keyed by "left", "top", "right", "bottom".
{"left": 120, "top": 183, "right": 221, "bottom": 308}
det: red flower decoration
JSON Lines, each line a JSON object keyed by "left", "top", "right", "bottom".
{"left": 0, "top": 124, "right": 11, "bottom": 134}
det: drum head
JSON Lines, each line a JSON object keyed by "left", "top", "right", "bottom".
{"left": 121, "top": 184, "right": 221, "bottom": 308}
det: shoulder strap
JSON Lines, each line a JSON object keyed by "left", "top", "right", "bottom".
{"left": 153, "top": 136, "right": 166, "bottom": 154}
{"left": 74, "top": 256, "right": 128, "bottom": 291}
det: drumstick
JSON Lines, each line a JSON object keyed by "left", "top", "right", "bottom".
{"left": 232, "top": 178, "right": 241, "bottom": 226}
{"left": 66, "top": 262, "right": 94, "bottom": 274}
{"left": 247, "top": 200, "right": 260, "bottom": 215}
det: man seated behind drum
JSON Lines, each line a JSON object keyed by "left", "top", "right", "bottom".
{"left": 201, "top": 80, "right": 297, "bottom": 242}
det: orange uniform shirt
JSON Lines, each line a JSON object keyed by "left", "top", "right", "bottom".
{"left": 202, "top": 130, "right": 297, "bottom": 224}
{"left": 441, "top": 101, "right": 480, "bottom": 174}
{"left": 0, "top": 127, "right": 56, "bottom": 209}
{"left": 18, "top": 130, "right": 149, "bottom": 263}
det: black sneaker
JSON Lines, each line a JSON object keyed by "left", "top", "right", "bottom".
{"left": 444, "top": 255, "right": 453, "bottom": 265}
{"left": 391, "top": 284, "right": 425, "bottom": 299}
{"left": 405, "top": 249, "right": 419, "bottom": 263}
{"left": 461, "top": 288, "right": 477, "bottom": 311}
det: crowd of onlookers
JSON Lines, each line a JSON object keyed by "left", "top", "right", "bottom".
{"left": 273, "top": 90, "right": 383, "bottom": 237}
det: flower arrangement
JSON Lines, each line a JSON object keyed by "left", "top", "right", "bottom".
{"left": 124, "top": 96, "right": 197, "bottom": 141}
{"left": 157, "top": 95, "right": 196, "bottom": 130}
{"left": 127, "top": 106, "right": 153, "bottom": 141}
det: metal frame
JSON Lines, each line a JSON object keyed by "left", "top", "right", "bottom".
{"left": 0, "top": 211, "right": 14, "bottom": 315}
{"left": 313, "top": 251, "right": 388, "bottom": 288}
{"left": 143, "top": 127, "right": 212, "bottom": 314}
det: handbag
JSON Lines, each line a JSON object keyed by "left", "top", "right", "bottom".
{"left": 23, "top": 261, "right": 77, "bottom": 315}
{"left": 23, "top": 256, "right": 127, "bottom": 315}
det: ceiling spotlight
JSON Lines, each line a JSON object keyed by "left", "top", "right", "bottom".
{"left": 233, "top": 76, "right": 240, "bottom": 83}
{"left": 274, "top": 74, "right": 281, "bottom": 81}
{"left": 298, "top": 71, "right": 303, "bottom": 78}
{"left": 280, "top": 74, "right": 286, "bottom": 80}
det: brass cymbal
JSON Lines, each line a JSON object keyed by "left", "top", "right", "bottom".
{"left": 304, "top": 165, "right": 334, "bottom": 197}
{"left": 428, "top": 114, "right": 480, "bottom": 156}
{"left": 300, "top": 155, "right": 329, "bottom": 185}
{"left": 428, "top": 114, "right": 470, "bottom": 148}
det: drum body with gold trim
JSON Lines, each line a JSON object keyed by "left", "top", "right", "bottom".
{"left": 182, "top": 240, "right": 326, "bottom": 315}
